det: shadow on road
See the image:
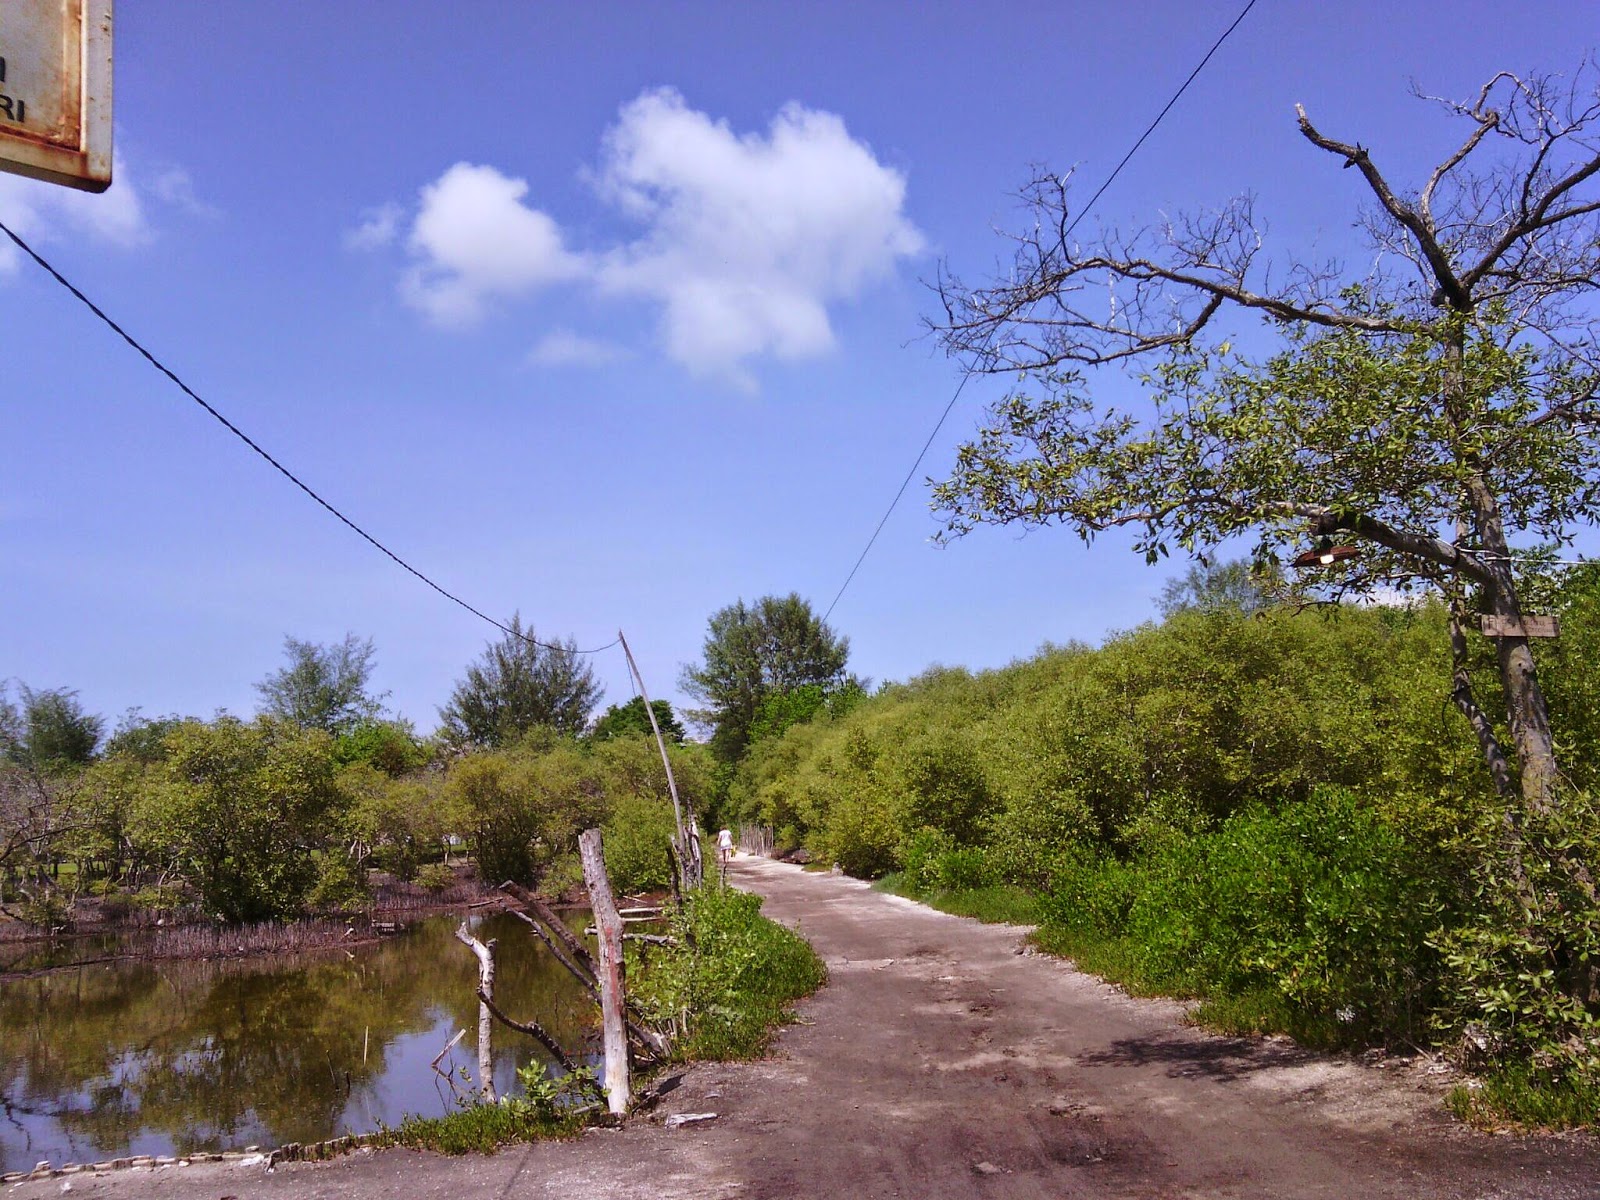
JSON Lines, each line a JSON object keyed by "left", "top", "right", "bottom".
{"left": 1077, "top": 1030, "right": 1317, "bottom": 1083}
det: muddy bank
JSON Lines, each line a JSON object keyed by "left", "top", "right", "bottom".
{"left": 0, "top": 871, "right": 511, "bottom": 980}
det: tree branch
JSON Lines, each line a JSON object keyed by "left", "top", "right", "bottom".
{"left": 1448, "top": 604, "right": 1516, "bottom": 799}
{"left": 1295, "top": 103, "right": 1470, "bottom": 310}
{"left": 1461, "top": 158, "right": 1600, "bottom": 291}
{"left": 1268, "top": 502, "right": 1495, "bottom": 586}
{"left": 474, "top": 987, "right": 586, "bottom": 1075}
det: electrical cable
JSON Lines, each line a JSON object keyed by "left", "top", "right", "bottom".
{"left": 0, "top": 218, "right": 618, "bottom": 657}
{"left": 821, "top": 0, "right": 1261, "bottom": 623}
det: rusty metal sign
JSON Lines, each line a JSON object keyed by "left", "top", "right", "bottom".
{"left": 0, "top": 0, "right": 112, "bottom": 192}
{"left": 1479, "top": 614, "right": 1561, "bottom": 639}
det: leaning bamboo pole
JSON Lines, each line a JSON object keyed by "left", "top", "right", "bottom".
{"left": 618, "top": 629, "right": 701, "bottom": 890}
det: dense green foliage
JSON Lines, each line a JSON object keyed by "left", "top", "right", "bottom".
{"left": 1, "top": 683, "right": 103, "bottom": 770}
{"left": 591, "top": 696, "right": 684, "bottom": 743}
{"left": 2, "top": 715, "right": 710, "bottom": 923}
{"left": 133, "top": 717, "right": 344, "bottom": 922}
{"left": 1037, "top": 792, "right": 1456, "bottom": 1044}
{"left": 635, "top": 883, "right": 828, "bottom": 1061}
{"left": 726, "top": 585, "right": 1600, "bottom": 1125}
{"left": 332, "top": 717, "right": 428, "bottom": 776}
{"left": 733, "top": 603, "right": 1484, "bottom": 873}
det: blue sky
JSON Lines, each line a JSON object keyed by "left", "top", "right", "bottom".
{"left": 1, "top": 1, "right": 1592, "bottom": 732}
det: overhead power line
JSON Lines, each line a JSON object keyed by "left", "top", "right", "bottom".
{"left": 822, "top": 0, "right": 1261, "bottom": 624}
{"left": 0, "top": 218, "right": 618, "bottom": 658}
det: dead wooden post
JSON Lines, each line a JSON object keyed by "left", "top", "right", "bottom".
{"left": 579, "top": 828, "right": 629, "bottom": 1115}
{"left": 685, "top": 825, "right": 703, "bottom": 889}
{"left": 453, "top": 921, "right": 497, "bottom": 1103}
{"left": 618, "top": 629, "right": 701, "bottom": 890}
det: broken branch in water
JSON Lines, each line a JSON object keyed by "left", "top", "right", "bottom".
{"left": 474, "top": 987, "right": 582, "bottom": 1075}
{"left": 498, "top": 882, "right": 600, "bottom": 981}
{"left": 429, "top": 1029, "right": 471, "bottom": 1105}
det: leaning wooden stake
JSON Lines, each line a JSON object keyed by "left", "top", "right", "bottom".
{"left": 579, "top": 828, "right": 629, "bottom": 1115}
{"left": 618, "top": 629, "right": 701, "bottom": 890}
{"left": 453, "top": 921, "right": 497, "bottom": 1103}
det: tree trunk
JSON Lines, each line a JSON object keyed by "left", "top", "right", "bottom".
{"left": 1443, "top": 327, "right": 1560, "bottom": 813}
{"left": 453, "top": 922, "right": 497, "bottom": 1103}
{"left": 1448, "top": 607, "right": 1516, "bottom": 801}
{"left": 1465, "top": 479, "right": 1560, "bottom": 814}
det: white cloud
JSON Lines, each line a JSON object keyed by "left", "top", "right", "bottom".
{"left": 593, "top": 89, "right": 924, "bottom": 384}
{"left": 0, "top": 154, "right": 148, "bottom": 273}
{"left": 345, "top": 201, "right": 402, "bottom": 251}
{"left": 398, "top": 163, "right": 585, "bottom": 327}
{"left": 526, "top": 329, "right": 627, "bottom": 368}
{"left": 150, "top": 167, "right": 219, "bottom": 220}
{"left": 383, "top": 90, "right": 922, "bottom": 385}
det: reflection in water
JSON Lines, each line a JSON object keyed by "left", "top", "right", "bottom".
{"left": 0, "top": 912, "right": 595, "bottom": 1172}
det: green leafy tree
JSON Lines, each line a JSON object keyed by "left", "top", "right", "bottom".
{"left": 935, "top": 67, "right": 1600, "bottom": 814}
{"left": 681, "top": 593, "right": 850, "bottom": 762}
{"left": 1, "top": 682, "right": 103, "bottom": 771}
{"left": 591, "top": 696, "right": 684, "bottom": 743}
{"left": 133, "top": 717, "right": 342, "bottom": 922}
{"left": 68, "top": 756, "right": 150, "bottom": 884}
{"left": 102, "top": 710, "right": 187, "bottom": 764}
{"left": 438, "top": 615, "right": 601, "bottom": 747}
{"left": 332, "top": 717, "right": 428, "bottom": 776}
{"left": 746, "top": 677, "right": 869, "bottom": 747}
{"left": 443, "top": 743, "right": 601, "bottom": 885}
{"left": 1157, "top": 559, "right": 1276, "bottom": 619}
{"left": 255, "top": 634, "right": 385, "bottom": 735}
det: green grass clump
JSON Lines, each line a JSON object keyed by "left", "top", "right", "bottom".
{"left": 1029, "top": 923, "right": 1172, "bottom": 999}
{"left": 374, "top": 1064, "right": 598, "bottom": 1153}
{"left": 636, "top": 883, "right": 827, "bottom": 1061}
{"left": 372, "top": 1101, "right": 581, "bottom": 1154}
{"left": 1448, "top": 1065, "right": 1600, "bottom": 1131}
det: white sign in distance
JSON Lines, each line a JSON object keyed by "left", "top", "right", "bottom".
{"left": 0, "top": 0, "right": 112, "bottom": 193}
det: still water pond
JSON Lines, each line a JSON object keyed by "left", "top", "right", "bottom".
{"left": 0, "top": 911, "right": 594, "bottom": 1173}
